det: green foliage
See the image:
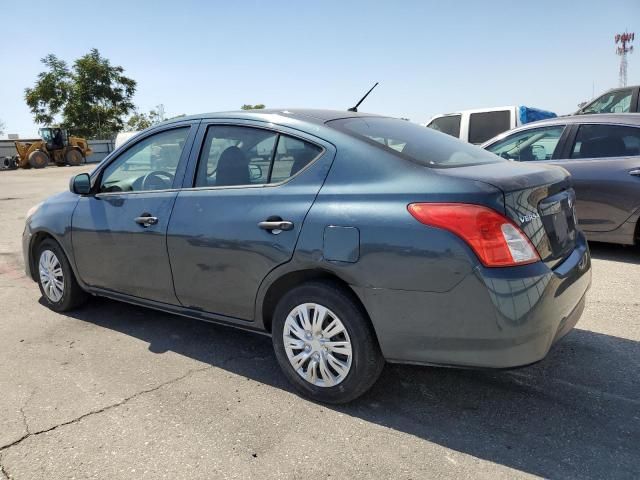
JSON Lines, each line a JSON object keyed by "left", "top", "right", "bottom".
{"left": 125, "top": 109, "right": 163, "bottom": 131}
{"left": 25, "top": 49, "right": 137, "bottom": 139}
{"left": 241, "top": 104, "right": 266, "bottom": 110}
{"left": 125, "top": 111, "right": 187, "bottom": 132}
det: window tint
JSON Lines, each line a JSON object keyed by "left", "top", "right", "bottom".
{"left": 196, "top": 126, "right": 277, "bottom": 187}
{"left": 468, "top": 110, "right": 511, "bottom": 144}
{"left": 270, "top": 135, "right": 322, "bottom": 183}
{"left": 100, "top": 127, "right": 189, "bottom": 193}
{"left": 328, "top": 117, "right": 504, "bottom": 168}
{"left": 427, "top": 115, "right": 461, "bottom": 138}
{"left": 571, "top": 124, "right": 640, "bottom": 159}
{"left": 485, "top": 126, "right": 565, "bottom": 161}
{"left": 195, "top": 126, "right": 323, "bottom": 187}
{"left": 580, "top": 89, "right": 633, "bottom": 114}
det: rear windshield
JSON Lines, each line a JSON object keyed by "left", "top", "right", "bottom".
{"left": 328, "top": 117, "right": 505, "bottom": 168}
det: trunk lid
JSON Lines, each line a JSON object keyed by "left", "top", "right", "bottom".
{"left": 437, "top": 161, "right": 578, "bottom": 267}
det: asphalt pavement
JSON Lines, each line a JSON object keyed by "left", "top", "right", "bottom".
{"left": 0, "top": 165, "right": 638, "bottom": 479}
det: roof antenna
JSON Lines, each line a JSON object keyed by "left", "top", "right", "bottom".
{"left": 348, "top": 82, "right": 379, "bottom": 112}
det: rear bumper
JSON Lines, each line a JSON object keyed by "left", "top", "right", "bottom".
{"left": 357, "top": 232, "right": 592, "bottom": 368}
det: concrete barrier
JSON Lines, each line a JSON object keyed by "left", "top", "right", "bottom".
{"left": 0, "top": 139, "right": 115, "bottom": 164}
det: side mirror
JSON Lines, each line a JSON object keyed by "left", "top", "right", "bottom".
{"left": 70, "top": 173, "right": 92, "bottom": 195}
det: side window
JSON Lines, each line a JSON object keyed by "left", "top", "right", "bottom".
{"left": 486, "top": 126, "right": 565, "bottom": 161}
{"left": 427, "top": 115, "right": 461, "bottom": 138}
{"left": 571, "top": 124, "right": 640, "bottom": 159}
{"left": 269, "top": 135, "right": 323, "bottom": 183}
{"left": 195, "top": 126, "right": 277, "bottom": 187}
{"left": 581, "top": 89, "right": 633, "bottom": 114}
{"left": 100, "top": 127, "right": 189, "bottom": 193}
{"left": 468, "top": 110, "right": 511, "bottom": 144}
{"left": 195, "top": 126, "right": 323, "bottom": 187}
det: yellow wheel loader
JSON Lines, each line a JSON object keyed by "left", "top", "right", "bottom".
{"left": 13, "top": 127, "right": 92, "bottom": 169}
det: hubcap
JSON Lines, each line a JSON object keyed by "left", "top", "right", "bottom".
{"left": 38, "top": 249, "right": 64, "bottom": 302}
{"left": 283, "top": 303, "right": 353, "bottom": 387}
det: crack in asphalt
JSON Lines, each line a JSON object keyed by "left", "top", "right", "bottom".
{"left": 18, "top": 408, "right": 29, "bottom": 437}
{"left": 0, "top": 349, "right": 272, "bottom": 457}
{"left": 0, "top": 364, "right": 213, "bottom": 455}
{"left": 0, "top": 455, "right": 9, "bottom": 480}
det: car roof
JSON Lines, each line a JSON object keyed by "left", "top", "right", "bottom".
{"left": 522, "top": 113, "right": 640, "bottom": 126}
{"left": 481, "top": 113, "right": 640, "bottom": 147}
{"left": 158, "top": 109, "right": 387, "bottom": 127}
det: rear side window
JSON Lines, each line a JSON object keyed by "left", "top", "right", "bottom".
{"left": 485, "top": 126, "right": 565, "bottom": 161}
{"left": 328, "top": 117, "right": 504, "bottom": 168}
{"left": 270, "top": 135, "right": 322, "bottom": 183}
{"left": 570, "top": 124, "right": 640, "bottom": 159}
{"left": 426, "top": 115, "right": 461, "bottom": 138}
{"left": 580, "top": 89, "right": 633, "bottom": 114}
{"left": 468, "top": 110, "right": 511, "bottom": 144}
{"left": 195, "top": 125, "right": 322, "bottom": 187}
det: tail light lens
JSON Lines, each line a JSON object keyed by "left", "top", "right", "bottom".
{"left": 407, "top": 203, "right": 540, "bottom": 267}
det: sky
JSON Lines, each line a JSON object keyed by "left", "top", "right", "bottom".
{"left": 1, "top": 0, "right": 639, "bottom": 138}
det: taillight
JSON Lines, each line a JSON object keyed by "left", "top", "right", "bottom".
{"left": 407, "top": 203, "right": 540, "bottom": 267}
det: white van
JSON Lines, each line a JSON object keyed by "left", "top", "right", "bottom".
{"left": 114, "top": 131, "right": 139, "bottom": 150}
{"left": 425, "top": 106, "right": 556, "bottom": 144}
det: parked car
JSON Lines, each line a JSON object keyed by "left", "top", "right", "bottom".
{"left": 576, "top": 85, "right": 640, "bottom": 114}
{"left": 425, "top": 105, "right": 556, "bottom": 144}
{"left": 483, "top": 113, "right": 640, "bottom": 246}
{"left": 23, "top": 109, "right": 591, "bottom": 403}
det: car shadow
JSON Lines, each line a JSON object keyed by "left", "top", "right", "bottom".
{"left": 62, "top": 297, "right": 639, "bottom": 479}
{"left": 588, "top": 241, "right": 640, "bottom": 265}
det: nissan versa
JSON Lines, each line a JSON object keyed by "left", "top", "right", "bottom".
{"left": 23, "top": 109, "right": 592, "bottom": 403}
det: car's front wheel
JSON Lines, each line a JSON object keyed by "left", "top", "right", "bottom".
{"left": 272, "top": 281, "right": 384, "bottom": 404}
{"left": 36, "top": 239, "right": 88, "bottom": 312}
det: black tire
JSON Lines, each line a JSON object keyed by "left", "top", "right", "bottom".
{"left": 36, "top": 238, "right": 88, "bottom": 312}
{"left": 28, "top": 150, "right": 49, "bottom": 169}
{"left": 65, "top": 149, "right": 84, "bottom": 166}
{"left": 272, "top": 281, "right": 384, "bottom": 404}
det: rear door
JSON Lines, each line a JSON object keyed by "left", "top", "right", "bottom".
{"left": 167, "top": 121, "right": 335, "bottom": 320}
{"left": 552, "top": 123, "right": 640, "bottom": 232}
{"left": 72, "top": 123, "right": 197, "bottom": 304}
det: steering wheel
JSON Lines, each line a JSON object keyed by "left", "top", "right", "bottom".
{"left": 141, "top": 171, "right": 175, "bottom": 191}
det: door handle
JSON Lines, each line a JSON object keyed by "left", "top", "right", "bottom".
{"left": 258, "top": 219, "right": 294, "bottom": 233}
{"left": 134, "top": 214, "right": 158, "bottom": 227}
{"left": 629, "top": 169, "right": 640, "bottom": 176}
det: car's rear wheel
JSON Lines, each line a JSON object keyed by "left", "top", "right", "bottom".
{"left": 36, "top": 239, "right": 88, "bottom": 312}
{"left": 272, "top": 281, "right": 384, "bottom": 404}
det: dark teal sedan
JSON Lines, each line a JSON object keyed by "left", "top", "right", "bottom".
{"left": 23, "top": 109, "right": 591, "bottom": 403}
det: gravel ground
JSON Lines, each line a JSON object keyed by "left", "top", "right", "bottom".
{"left": 0, "top": 166, "right": 638, "bottom": 479}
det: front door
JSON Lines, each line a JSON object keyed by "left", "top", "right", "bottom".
{"left": 72, "top": 125, "right": 196, "bottom": 303}
{"left": 167, "top": 122, "right": 334, "bottom": 320}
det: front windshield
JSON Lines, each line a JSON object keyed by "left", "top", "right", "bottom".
{"left": 328, "top": 117, "right": 504, "bottom": 168}
{"left": 580, "top": 89, "right": 633, "bottom": 114}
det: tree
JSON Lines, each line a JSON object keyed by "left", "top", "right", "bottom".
{"left": 241, "top": 104, "right": 266, "bottom": 110}
{"left": 125, "top": 110, "right": 187, "bottom": 132}
{"left": 25, "top": 49, "right": 137, "bottom": 139}
{"left": 125, "top": 108, "right": 163, "bottom": 131}
{"left": 0, "top": 119, "right": 5, "bottom": 136}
